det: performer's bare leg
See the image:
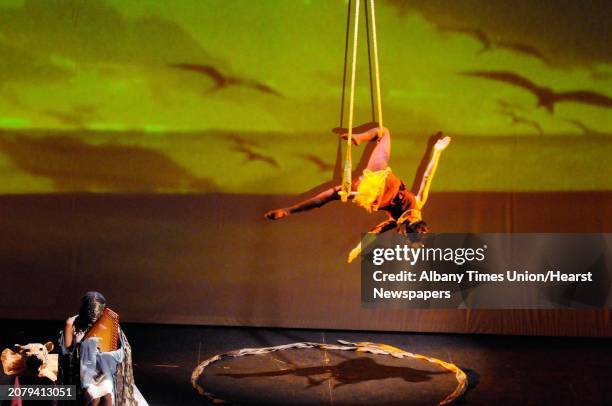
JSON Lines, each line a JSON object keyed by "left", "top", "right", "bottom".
{"left": 341, "top": 126, "right": 390, "bottom": 171}
{"left": 364, "top": 128, "right": 390, "bottom": 171}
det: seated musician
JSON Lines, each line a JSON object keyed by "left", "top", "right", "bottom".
{"left": 60, "top": 291, "right": 147, "bottom": 405}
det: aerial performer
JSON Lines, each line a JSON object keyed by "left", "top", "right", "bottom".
{"left": 264, "top": 0, "right": 450, "bottom": 262}
{"left": 264, "top": 127, "right": 451, "bottom": 263}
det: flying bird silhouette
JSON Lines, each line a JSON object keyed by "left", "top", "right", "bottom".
{"left": 169, "top": 63, "right": 282, "bottom": 97}
{"left": 437, "top": 25, "right": 492, "bottom": 54}
{"left": 562, "top": 118, "right": 602, "bottom": 135}
{"left": 297, "top": 153, "right": 334, "bottom": 172}
{"left": 232, "top": 144, "right": 279, "bottom": 168}
{"left": 462, "top": 70, "right": 612, "bottom": 113}
{"left": 494, "top": 41, "right": 550, "bottom": 65}
{"left": 226, "top": 133, "right": 260, "bottom": 148}
{"left": 437, "top": 25, "right": 550, "bottom": 64}
{"left": 496, "top": 99, "right": 526, "bottom": 111}
{"left": 497, "top": 110, "right": 543, "bottom": 135}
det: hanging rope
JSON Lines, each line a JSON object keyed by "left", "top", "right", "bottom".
{"left": 340, "top": 0, "right": 360, "bottom": 202}
{"left": 340, "top": 0, "right": 384, "bottom": 202}
{"left": 369, "top": 0, "right": 384, "bottom": 139}
{"left": 338, "top": 0, "right": 352, "bottom": 130}
{"left": 363, "top": 0, "right": 376, "bottom": 122}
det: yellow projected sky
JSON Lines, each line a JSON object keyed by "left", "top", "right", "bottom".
{"left": 0, "top": 0, "right": 610, "bottom": 193}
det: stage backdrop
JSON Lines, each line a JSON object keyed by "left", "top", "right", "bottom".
{"left": 0, "top": 0, "right": 611, "bottom": 336}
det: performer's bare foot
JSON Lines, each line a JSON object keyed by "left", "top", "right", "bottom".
{"left": 264, "top": 209, "right": 289, "bottom": 220}
{"left": 434, "top": 135, "right": 451, "bottom": 151}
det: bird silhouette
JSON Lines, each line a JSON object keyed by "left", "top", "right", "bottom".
{"left": 232, "top": 144, "right": 279, "bottom": 168}
{"left": 494, "top": 41, "right": 550, "bottom": 65}
{"left": 496, "top": 99, "right": 526, "bottom": 111}
{"left": 297, "top": 153, "right": 334, "bottom": 173}
{"left": 226, "top": 133, "right": 260, "bottom": 148}
{"left": 562, "top": 118, "right": 602, "bottom": 135}
{"left": 437, "top": 25, "right": 492, "bottom": 54}
{"left": 497, "top": 110, "right": 543, "bottom": 135}
{"left": 462, "top": 70, "right": 612, "bottom": 113}
{"left": 169, "top": 63, "right": 282, "bottom": 97}
{"left": 437, "top": 25, "right": 551, "bottom": 65}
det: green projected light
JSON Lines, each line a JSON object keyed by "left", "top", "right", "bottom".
{"left": 0, "top": 0, "right": 610, "bottom": 193}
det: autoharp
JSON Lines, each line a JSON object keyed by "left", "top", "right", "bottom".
{"left": 84, "top": 307, "right": 119, "bottom": 352}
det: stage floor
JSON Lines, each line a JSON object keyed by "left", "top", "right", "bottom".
{"left": 1, "top": 320, "right": 612, "bottom": 405}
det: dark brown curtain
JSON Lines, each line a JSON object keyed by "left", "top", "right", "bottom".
{"left": 0, "top": 191, "right": 610, "bottom": 336}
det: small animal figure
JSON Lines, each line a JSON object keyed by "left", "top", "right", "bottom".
{"left": 1, "top": 342, "right": 58, "bottom": 382}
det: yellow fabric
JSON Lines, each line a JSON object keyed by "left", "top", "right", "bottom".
{"left": 354, "top": 167, "right": 391, "bottom": 212}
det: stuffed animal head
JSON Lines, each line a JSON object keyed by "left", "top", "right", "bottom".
{"left": 2, "top": 342, "right": 58, "bottom": 382}
{"left": 13, "top": 342, "right": 53, "bottom": 372}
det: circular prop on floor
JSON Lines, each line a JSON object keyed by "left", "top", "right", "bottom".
{"left": 192, "top": 341, "right": 467, "bottom": 405}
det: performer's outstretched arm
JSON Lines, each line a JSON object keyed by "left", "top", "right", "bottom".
{"left": 347, "top": 217, "right": 397, "bottom": 263}
{"left": 415, "top": 136, "right": 451, "bottom": 209}
{"left": 264, "top": 186, "right": 342, "bottom": 220}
